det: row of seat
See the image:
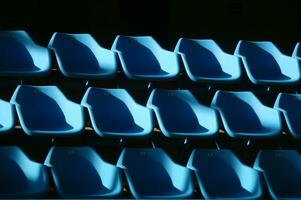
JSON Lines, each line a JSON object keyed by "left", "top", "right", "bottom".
{"left": 1, "top": 30, "right": 301, "bottom": 85}
{"left": 0, "top": 85, "right": 300, "bottom": 139}
{"left": 1, "top": 146, "right": 299, "bottom": 199}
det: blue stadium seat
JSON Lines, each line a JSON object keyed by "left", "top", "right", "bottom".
{"left": 117, "top": 148, "right": 194, "bottom": 199}
{"left": 10, "top": 85, "right": 84, "bottom": 136}
{"left": 0, "top": 30, "right": 51, "bottom": 76}
{"left": 0, "top": 146, "right": 49, "bottom": 197}
{"left": 111, "top": 35, "right": 179, "bottom": 80}
{"left": 234, "top": 40, "right": 300, "bottom": 85}
{"left": 274, "top": 93, "right": 301, "bottom": 139}
{"left": 175, "top": 38, "right": 241, "bottom": 82}
{"left": 147, "top": 89, "right": 218, "bottom": 138}
{"left": 187, "top": 149, "right": 262, "bottom": 199}
{"left": 48, "top": 32, "right": 117, "bottom": 79}
{"left": 0, "top": 99, "right": 15, "bottom": 134}
{"left": 81, "top": 87, "right": 153, "bottom": 138}
{"left": 211, "top": 91, "right": 281, "bottom": 138}
{"left": 45, "top": 147, "right": 122, "bottom": 198}
{"left": 254, "top": 150, "right": 301, "bottom": 199}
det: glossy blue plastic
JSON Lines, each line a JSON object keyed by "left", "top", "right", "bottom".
{"left": 0, "top": 146, "right": 49, "bottom": 197}
{"left": 188, "top": 149, "right": 262, "bottom": 199}
{"left": 111, "top": 35, "right": 179, "bottom": 80}
{"left": 117, "top": 148, "right": 194, "bottom": 199}
{"left": 10, "top": 85, "right": 84, "bottom": 136}
{"left": 234, "top": 40, "right": 300, "bottom": 85}
{"left": 211, "top": 91, "right": 282, "bottom": 138}
{"left": 81, "top": 87, "right": 153, "bottom": 137}
{"left": 147, "top": 89, "right": 218, "bottom": 138}
{"left": 45, "top": 147, "right": 122, "bottom": 198}
{"left": 175, "top": 38, "right": 241, "bottom": 82}
{"left": 274, "top": 93, "right": 301, "bottom": 139}
{"left": 0, "top": 30, "right": 51, "bottom": 76}
{"left": 49, "top": 32, "right": 117, "bottom": 78}
{"left": 254, "top": 150, "right": 301, "bottom": 199}
{"left": 293, "top": 42, "right": 301, "bottom": 60}
{"left": 0, "top": 99, "right": 15, "bottom": 134}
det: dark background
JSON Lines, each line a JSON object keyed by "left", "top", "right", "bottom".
{"left": 0, "top": 0, "right": 300, "bottom": 54}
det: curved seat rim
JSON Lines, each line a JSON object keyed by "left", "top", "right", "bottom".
{"left": 274, "top": 93, "right": 301, "bottom": 139}
{"left": 0, "top": 99, "right": 15, "bottom": 133}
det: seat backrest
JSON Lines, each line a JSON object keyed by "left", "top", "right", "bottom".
{"left": 235, "top": 41, "right": 284, "bottom": 79}
{"left": 49, "top": 33, "right": 117, "bottom": 76}
{"left": 117, "top": 148, "right": 193, "bottom": 196}
{"left": 148, "top": 89, "right": 209, "bottom": 132}
{"left": 254, "top": 150, "right": 301, "bottom": 197}
{"left": 0, "top": 146, "right": 49, "bottom": 196}
{"left": 112, "top": 36, "right": 166, "bottom": 74}
{"left": 211, "top": 91, "right": 264, "bottom": 132}
{"left": 45, "top": 147, "right": 122, "bottom": 196}
{"left": 10, "top": 85, "right": 70, "bottom": 130}
{"left": 82, "top": 88, "right": 140, "bottom": 132}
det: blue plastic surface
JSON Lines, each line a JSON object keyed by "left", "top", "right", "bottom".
{"left": 45, "top": 147, "right": 122, "bottom": 198}
{"left": 0, "top": 99, "right": 15, "bottom": 134}
{"left": 147, "top": 89, "right": 218, "bottom": 138}
{"left": 234, "top": 40, "right": 300, "bottom": 85}
{"left": 81, "top": 87, "right": 153, "bottom": 137}
{"left": 211, "top": 91, "right": 282, "bottom": 138}
{"left": 254, "top": 150, "right": 301, "bottom": 199}
{"left": 187, "top": 149, "right": 262, "bottom": 199}
{"left": 293, "top": 42, "right": 301, "bottom": 60}
{"left": 274, "top": 93, "right": 301, "bottom": 139}
{"left": 175, "top": 38, "right": 241, "bottom": 82}
{"left": 0, "top": 146, "right": 49, "bottom": 197}
{"left": 49, "top": 32, "right": 117, "bottom": 78}
{"left": 117, "top": 148, "right": 194, "bottom": 199}
{"left": 10, "top": 85, "right": 84, "bottom": 136}
{"left": 0, "top": 30, "right": 51, "bottom": 76}
{"left": 112, "top": 35, "right": 179, "bottom": 80}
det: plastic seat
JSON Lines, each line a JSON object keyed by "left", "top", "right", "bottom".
{"left": 234, "top": 40, "right": 300, "bottom": 85}
{"left": 0, "top": 30, "right": 51, "bottom": 76}
{"left": 48, "top": 32, "right": 117, "bottom": 79}
{"left": 45, "top": 147, "right": 122, "bottom": 198}
{"left": 10, "top": 85, "right": 84, "bottom": 136}
{"left": 0, "top": 99, "right": 15, "bottom": 134}
{"left": 111, "top": 35, "right": 179, "bottom": 80}
{"left": 187, "top": 149, "right": 262, "bottom": 199}
{"left": 254, "top": 150, "right": 301, "bottom": 199}
{"left": 211, "top": 91, "right": 281, "bottom": 138}
{"left": 175, "top": 38, "right": 241, "bottom": 82}
{"left": 81, "top": 87, "right": 153, "bottom": 138}
{"left": 117, "top": 148, "right": 194, "bottom": 199}
{"left": 147, "top": 89, "right": 218, "bottom": 138}
{"left": 274, "top": 93, "right": 301, "bottom": 139}
{"left": 0, "top": 146, "right": 49, "bottom": 198}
